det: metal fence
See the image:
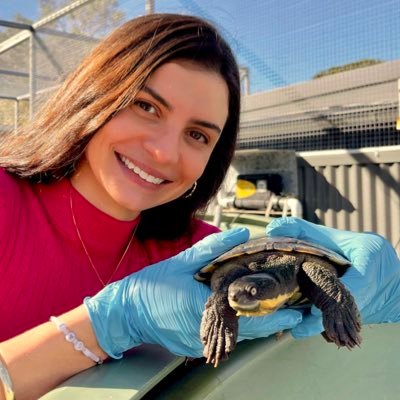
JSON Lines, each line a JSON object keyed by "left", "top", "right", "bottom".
{"left": 2, "top": 0, "right": 400, "bottom": 139}
{"left": 239, "top": 59, "right": 400, "bottom": 151}
{"left": 1, "top": 0, "right": 399, "bottom": 250}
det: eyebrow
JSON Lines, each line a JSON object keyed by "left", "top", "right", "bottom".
{"left": 143, "top": 86, "right": 172, "bottom": 110}
{"left": 191, "top": 119, "right": 222, "bottom": 134}
{"left": 142, "top": 85, "right": 222, "bottom": 135}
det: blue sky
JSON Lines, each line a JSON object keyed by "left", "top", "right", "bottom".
{"left": 1, "top": 0, "right": 39, "bottom": 20}
{"left": 1, "top": 0, "right": 400, "bottom": 93}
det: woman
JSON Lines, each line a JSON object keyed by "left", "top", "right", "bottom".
{"left": 0, "top": 13, "right": 242, "bottom": 341}
{"left": 0, "top": 14, "right": 302, "bottom": 399}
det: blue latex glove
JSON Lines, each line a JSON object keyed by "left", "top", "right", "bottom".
{"left": 85, "top": 228, "right": 302, "bottom": 359}
{"left": 266, "top": 217, "right": 400, "bottom": 339}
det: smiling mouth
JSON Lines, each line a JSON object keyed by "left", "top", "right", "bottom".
{"left": 118, "top": 153, "right": 166, "bottom": 185}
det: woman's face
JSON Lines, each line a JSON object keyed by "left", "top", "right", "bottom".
{"left": 72, "top": 60, "right": 229, "bottom": 220}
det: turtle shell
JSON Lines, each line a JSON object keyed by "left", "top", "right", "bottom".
{"left": 195, "top": 236, "right": 350, "bottom": 283}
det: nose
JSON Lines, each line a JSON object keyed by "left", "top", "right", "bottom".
{"left": 229, "top": 291, "right": 238, "bottom": 302}
{"left": 143, "top": 126, "right": 180, "bottom": 164}
{"left": 228, "top": 285, "right": 246, "bottom": 302}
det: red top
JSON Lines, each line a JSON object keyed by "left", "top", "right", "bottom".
{"left": 0, "top": 169, "right": 219, "bottom": 340}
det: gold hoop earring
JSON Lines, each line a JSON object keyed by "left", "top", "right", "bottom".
{"left": 183, "top": 181, "right": 197, "bottom": 199}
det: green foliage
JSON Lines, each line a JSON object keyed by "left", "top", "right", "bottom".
{"left": 313, "top": 59, "right": 383, "bottom": 79}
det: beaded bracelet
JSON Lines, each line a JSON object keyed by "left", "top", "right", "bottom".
{"left": 50, "top": 316, "right": 103, "bottom": 365}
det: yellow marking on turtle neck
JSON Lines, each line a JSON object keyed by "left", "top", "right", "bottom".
{"left": 233, "top": 289, "right": 299, "bottom": 317}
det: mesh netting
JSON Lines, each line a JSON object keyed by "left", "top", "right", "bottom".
{"left": 1, "top": 0, "right": 400, "bottom": 149}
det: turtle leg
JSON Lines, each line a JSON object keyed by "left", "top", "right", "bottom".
{"left": 201, "top": 262, "right": 249, "bottom": 367}
{"left": 201, "top": 292, "right": 239, "bottom": 367}
{"left": 298, "top": 257, "right": 362, "bottom": 349}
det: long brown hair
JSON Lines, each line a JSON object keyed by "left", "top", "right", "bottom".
{"left": 0, "top": 14, "right": 241, "bottom": 239}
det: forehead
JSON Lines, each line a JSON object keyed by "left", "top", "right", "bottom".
{"left": 146, "top": 60, "right": 227, "bottom": 95}
{"left": 151, "top": 59, "right": 221, "bottom": 80}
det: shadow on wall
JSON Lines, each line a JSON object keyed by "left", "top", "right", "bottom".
{"left": 297, "top": 146, "right": 400, "bottom": 256}
{"left": 349, "top": 151, "right": 400, "bottom": 198}
{"left": 298, "top": 159, "right": 356, "bottom": 224}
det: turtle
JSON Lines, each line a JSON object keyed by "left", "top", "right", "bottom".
{"left": 195, "top": 236, "right": 362, "bottom": 367}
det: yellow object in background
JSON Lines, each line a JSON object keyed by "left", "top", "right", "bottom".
{"left": 236, "top": 179, "right": 257, "bottom": 199}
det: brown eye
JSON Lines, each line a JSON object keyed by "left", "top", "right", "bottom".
{"left": 135, "top": 100, "right": 157, "bottom": 114}
{"left": 189, "top": 130, "right": 208, "bottom": 144}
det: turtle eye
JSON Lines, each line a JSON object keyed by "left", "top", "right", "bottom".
{"left": 250, "top": 287, "right": 257, "bottom": 296}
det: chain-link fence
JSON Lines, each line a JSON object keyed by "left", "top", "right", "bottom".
{"left": 1, "top": 0, "right": 400, "bottom": 150}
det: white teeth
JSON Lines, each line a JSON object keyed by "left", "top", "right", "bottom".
{"left": 120, "top": 155, "right": 164, "bottom": 185}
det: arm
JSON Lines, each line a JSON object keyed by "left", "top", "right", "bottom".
{"left": 0, "top": 305, "right": 106, "bottom": 400}
{"left": 1, "top": 229, "right": 247, "bottom": 399}
{"left": 1, "top": 228, "right": 302, "bottom": 399}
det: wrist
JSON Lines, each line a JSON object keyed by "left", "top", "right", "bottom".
{"left": 49, "top": 316, "right": 104, "bottom": 365}
{"left": 84, "top": 280, "right": 142, "bottom": 359}
{"left": 0, "top": 305, "right": 108, "bottom": 399}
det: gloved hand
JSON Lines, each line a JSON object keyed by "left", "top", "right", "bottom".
{"left": 84, "top": 228, "right": 302, "bottom": 359}
{"left": 266, "top": 217, "right": 400, "bottom": 339}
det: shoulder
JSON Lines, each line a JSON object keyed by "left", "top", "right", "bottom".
{"left": 0, "top": 168, "right": 26, "bottom": 205}
{"left": 173, "top": 218, "right": 221, "bottom": 252}
{"left": 0, "top": 168, "right": 27, "bottom": 240}
{"left": 142, "top": 218, "right": 221, "bottom": 265}
{"left": 0, "top": 168, "right": 20, "bottom": 190}
{"left": 188, "top": 218, "right": 221, "bottom": 243}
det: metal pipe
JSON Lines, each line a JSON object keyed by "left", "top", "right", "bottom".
{"left": 212, "top": 204, "right": 223, "bottom": 227}
{"left": 145, "top": 0, "right": 155, "bottom": 15}
{"left": 29, "top": 31, "right": 36, "bottom": 119}
{"left": 240, "top": 67, "right": 250, "bottom": 95}
{"left": 264, "top": 195, "right": 303, "bottom": 218}
{"left": 0, "top": 0, "right": 95, "bottom": 55}
{"left": 214, "top": 192, "right": 303, "bottom": 223}
{"left": 14, "top": 100, "right": 19, "bottom": 132}
{"left": 397, "top": 79, "right": 400, "bottom": 131}
{"left": 0, "top": 20, "right": 33, "bottom": 31}
{"left": 285, "top": 197, "right": 303, "bottom": 218}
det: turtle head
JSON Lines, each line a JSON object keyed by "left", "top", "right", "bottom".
{"left": 228, "top": 273, "right": 298, "bottom": 317}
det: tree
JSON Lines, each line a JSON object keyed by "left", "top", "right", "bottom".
{"left": 313, "top": 59, "right": 382, "bottom": 79}
{"left": 38, "top": 0, "right": 125, "bottom": 37}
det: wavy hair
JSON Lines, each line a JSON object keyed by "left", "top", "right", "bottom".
{"left": 0, "top": 14, "right": 240, "bottom": 239}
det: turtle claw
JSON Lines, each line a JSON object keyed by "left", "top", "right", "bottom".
{"left": 200, "top": 294, "right": 238, "bottom": 367}
{"left": 300, "top": 261, "right": 362, "bottom": 350}
{"left": 321, "top": 302, "right": 362, "bottom": 349}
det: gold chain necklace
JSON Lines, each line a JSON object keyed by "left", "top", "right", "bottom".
{"left": 69, "top": 187, "right": 137, "bottom": 287}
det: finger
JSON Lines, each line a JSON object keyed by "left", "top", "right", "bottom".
{"left": 310, "top": 305, "right": 322, "bottom": 317}
{"left": 358, "top": 279, "right": 400, "bottom": 324}
{"left": 238, "top": 309, "right": 303, "bottom": 340}
{"left": 266, "top": 217, "right": 357, "bottom": 257}
{"left": 176, "top": 227, "right": 250, "bottom": 271}
{"left": 340, "top": 234, "right": 391, "bottom": 309}
{"left": 291, "top": 314, "right": 324, "bottom": 339}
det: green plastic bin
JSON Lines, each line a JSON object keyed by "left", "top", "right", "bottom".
{"left": 41, "top": 323, "right": 400, "bottom": 400}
